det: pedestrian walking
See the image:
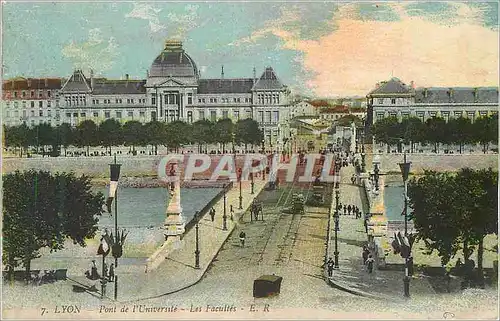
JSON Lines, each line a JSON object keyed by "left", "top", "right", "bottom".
{"left": 239, "top": 231, "right": 246, "bottom": 247}
{"left": 327, "top": 258, "right": 334, "bottom": 278}
{"left": 230, "top": 205, "right": 234, "bottom": 221}
{"left": 362, "top": 247, "right": 370, "bottom": 264}
{"left": 343, "top": 205, "right": 347, "bottom": 215}
{"left": 90, "top": 260, "right": 99, "bottom": 280}
{"left": 366, "top": 255, "right": 375, "bottom": 273}
{"left": 364, "top": 218, "right": 368, "bottom": 233}
{"left": 108, "top": 263, "right": 115, "bottom": 282}
{"left": 347, "top": 205, "right": 352, "bottom": 215}
{"left": 210, "top": 207, "right": 215, "bottom": 222}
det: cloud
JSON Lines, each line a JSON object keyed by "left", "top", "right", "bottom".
{"left": 61, "top": 28, "right": 119, "bottom": 73}
{"left": 165, "top": 4, "right": 199, "bottom": 39}
{"left": 125, "top": 3, "right": 166, "bottom": 33}
{"left": 233, "top": 2, "right": 499, "bottom": 97}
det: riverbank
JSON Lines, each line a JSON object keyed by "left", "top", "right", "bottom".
{"left": 91, "top": 176, "right": 230, "bottom": 188}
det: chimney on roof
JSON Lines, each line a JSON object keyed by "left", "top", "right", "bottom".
{"left": 90, "top": 69, "right": 95, "bottom": 90}
{"left": 27, "top": 79, "right": 32, "bottom": 88}
{"left": 410, "top": 81, "right": 415, "bottom": 89}
{"left": 11, "top": 79, "right": 14, "bottom": 89}
{"left": 423, "top": 88, "right": 428, "bottom": 98}
{"left": 375, "top": 83, "right": 380, "bottom": 88}
{"left": 221, "top": 65, "right": 224, "bottom": 80}
{"left": 473, "top": 87, "right": 479, "bottom": 102}
{"left": 126, "top": 74, "right": 129, "bottom": 81}
{"left": 44, "top": 78, "right": 48, "bottom": 88}
{"left": 253, "top": 67, "right": 257, "bottom": 84}
{"left": 448, "top": 88, "right": 454, "bottom": 98}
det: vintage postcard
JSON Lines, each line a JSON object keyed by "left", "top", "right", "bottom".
{"left": 1, "top": 1, "right": 498, "bottom": 320}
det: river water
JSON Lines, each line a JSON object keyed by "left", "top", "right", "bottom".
{"left": 95, "top": 187, "right": 221, "bottom": 247}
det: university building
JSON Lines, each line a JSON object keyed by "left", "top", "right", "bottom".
{"left": 2, "top": 40, "right": 292, "bottom": 149}
{"left": 366, "top": 77, "right": 499, "bottom": 133}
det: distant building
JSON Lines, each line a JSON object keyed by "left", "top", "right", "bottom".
{"left": 2, "top": 78, "right": 62, "bottom": 126}
{"left": 58, "top": 40, "right": 291, "bottom": 149}
{"left": 3, "top": 40, "right": 293, "bottom": 150}
{"left": 366, "top": 78, "right": 499, "bottom": 134}
{"left": 290, "top": 101, "right": 317, "bottom": 118}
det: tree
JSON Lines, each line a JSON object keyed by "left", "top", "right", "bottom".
{"left": 165, "top": 120, "right": 190, "bottom": 152}
{"left": 408, "top": 168, "right": 498, "bottom": 285}
{"left": 473, "top": 115, "right": 497, "bottom": 153}
{"left": 214, "top": 118, "right": 234, "bottom": 153}
{"left": 424, "top": 117, "right": 446, "bottom": 153}
{"left": 2, "top": 170, "right": 104, "bottom": 281}
{"left": 448, "top": 117, "right": 473, "bottom": 154}
{"left": 75, "top": 120, "right": 98, "bottom": 156}
{"left": 34, "top": 123, "right": 54, "bottom": 157}
{"left": 55, "top": 123, "right": 74, "bottom": 157}
{"left": 235, "top": 119, "right": 263, "bottom": 152}
{"left": 408, "top": 170, "right": 461, "bottom": 265}
{"left": 144, "top": 121, "right": 166, "bottom": 155}
{"left": 453, "top": 168, "right": 498, "bottom": 286}
{"left": 401, "top": 117, "right": 425, "bottom": 153}
{"left": 191, "top": 119, "right": 214, "bottom": 153}
{"left": 98, "top": 119, "right": 123, "bottom": 155}
{"left": 372, "top": 116, "right": 401, "bottom": 152}
{"left": 122, "top": 121, "right": 144, "bottom": 154}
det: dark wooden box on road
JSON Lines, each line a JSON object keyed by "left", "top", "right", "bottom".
{"left": 253, "top": 275, "right": 283, "bottom": 298}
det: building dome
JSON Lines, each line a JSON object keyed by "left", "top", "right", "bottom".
{"left": 149, "top": 40, "right": 198, "bottom": 78}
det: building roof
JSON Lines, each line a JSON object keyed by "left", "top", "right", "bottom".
{"left": 368, "top": 77, "right": 413, "bottom": 96}
{"left": 198, "top": 78, "right": 254, "bottom": 94}
{"left": 61, "top": 70, "right": 92, "bottom": 92}
{"left": 149, "top": 40, "right": 198, "bottom": 78}
{"left": 308, "top": 100, "right": 331, "bottom": 108}
{"left": 3, "top": 77, "right": 62, "bottom": 90}
{"left": 319, "top": 105, "right": 349, "bottom": 113}
{"left": 415, "top": 87, "right": 498, "bottom": 104}
{"left": 92, "top": 79, "right": 147, "bottom": 95}
{"left": 252, "top": 67, "right": 285, "bottom": 90}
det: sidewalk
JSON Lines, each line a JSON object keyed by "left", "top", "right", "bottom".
{"left": 70, "top": 179, "right": 267, "bottom": 303}
{"left": 325, "top": 164, "right": 435, "bottom": 299}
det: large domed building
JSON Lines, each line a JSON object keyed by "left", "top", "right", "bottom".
{"left": 148, "top": 40, "right": 199, "bottom": 80}
{"left": 1, "top": 40, "right": 292, "bottom": 149}
{"left": 53, "top": 39, "right": 292, "bottom": 149}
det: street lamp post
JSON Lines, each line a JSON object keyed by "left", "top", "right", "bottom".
{"left": 109, "top": 154, "right": 121, "bottom": 301}
{"left": 194, "top": 213, "right": 200, "bottom": 269}
{"left": 334, "top": 186, "right": 340, "bottom": 269}
{"left": 399, "top": 151, "right": 412, "bottom": 298}
{"left": 250, "top": 172, "right": 254, "bottom": 194}
{"left": 223, "top": 184, "right": 228, "bottom": 231}
{"left": 238, "top": 168, "right": 243, "bottom": 209}
{"left": 373, "top": 155, "right": 381, "bottom": 191}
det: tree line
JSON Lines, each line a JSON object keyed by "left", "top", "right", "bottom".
{"left": 372, "top": 115, "right": 498, "bottom": 153}
{"left": 3, "top": 118, "right": 264, "bottom": 157}
{"left": 408, "top": 168, "right": 497, "bottom": 287}
{"left": 3, "top": 170, "right": 104, "bottom": 281}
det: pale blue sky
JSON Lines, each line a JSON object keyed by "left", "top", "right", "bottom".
{"left": 2, "top": 2, "right": 498, "bottom": 96}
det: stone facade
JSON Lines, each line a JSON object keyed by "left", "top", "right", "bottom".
{"left": 2, "top": 40, "right": 292, "bottom": 150}
{"left": 366, "top": 78, "right": 499, "bottom": 132}
{"left": 2, "top": 78, "right": 62, "bottom": 127}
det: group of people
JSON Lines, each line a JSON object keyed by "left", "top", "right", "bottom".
{"left": 85, "top": 259, "right": 115, "bottom": 282}
{"left": 342, "top": 204, "right": 362, "bottom": 218}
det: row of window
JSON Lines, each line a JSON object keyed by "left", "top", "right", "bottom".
{"left": 6, "top": 109, "right": 58, "bottom": 118}
{"left": 257, "top": 93, "right": 280, "bottom": 105}
{"left": 197, "top": 97, "right": 252, "bottom": 104}
{"left": 375, "top": 110, "right": 495, "bottom": 122}
{"left": 65, "top": 111, "right": 147, "bottom": 119}
{"left": 5, "top": 100, "right": 55, "bottom": 108}
{"left": 257, "top": 111, "right": 280, "bottom": 123}
{"left": 91, "top": 98, "right": 147, "bottom": 105}
{"left": 7, "top": 90, "right": 53, "bottom": 99}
